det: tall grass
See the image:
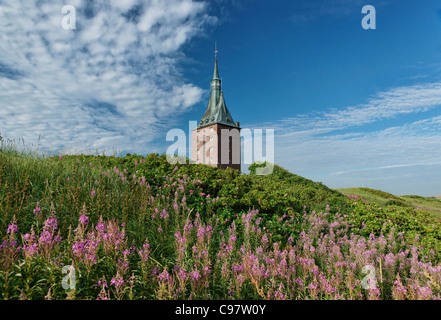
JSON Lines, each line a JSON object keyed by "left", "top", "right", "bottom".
{"left": 1, "top": 140, "right": 441, "bottom": 300}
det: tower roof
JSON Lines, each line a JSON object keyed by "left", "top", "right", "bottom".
{"left": 212, "top": 56, "right": 219, "bottom": 80}
{"left": 198, "top": 57, "right": 238, "bottom": 129}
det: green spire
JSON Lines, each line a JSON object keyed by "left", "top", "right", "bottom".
{"left": 198, "top": 56, "right": 238, "bottom": 129}
{"left": 212, "top": 56, "right": 219, "bottom": 80}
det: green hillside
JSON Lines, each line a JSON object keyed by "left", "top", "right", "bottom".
{"left": 2, "top": 145, "right": 441, "bottom": 300}
{"left": 338, "top": 187, "right": 441, "bottom": 218}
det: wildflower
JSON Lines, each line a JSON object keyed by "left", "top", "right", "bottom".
{"left": 45, "top": 216, "right": 58, "bottom": 231}
{"left": 91, "top": 190, "right": 96, "bottom": 196}
{"left": 96, "top": 220, "right": 106, "bottom": 233}
{"left": 160, "top": 209, "right": 169, "bottom": 220}
{"left": 79, "top": 214, "right": 89, "bottom": 225}
{"left": 197, "top": 226, "right": 206, "bottom": 238}
{"left": 110, "top": 275, "right": 124, "bottom": 287}
{"left": 33, "top": 205, "right": 41, "bottom": 215}
{"left": 189, "top": 270, "right": 201, "bottom": 281}
{"left": 158, "top": 268, "right": 170, "bottom": 282}
{"left": 7, "top": 222, "right": 18, "bottom": 235}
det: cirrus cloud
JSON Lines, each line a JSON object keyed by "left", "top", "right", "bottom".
{"left": 0, "top": 0, "right": 217, "bottom": 154}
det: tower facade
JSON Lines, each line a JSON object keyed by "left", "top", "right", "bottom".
{"left": 192, "top": 57, "right": 241, "bottom": 170}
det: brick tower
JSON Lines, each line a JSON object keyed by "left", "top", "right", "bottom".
{"left": 192, "top": 55, "right": 241, "bottom": 170}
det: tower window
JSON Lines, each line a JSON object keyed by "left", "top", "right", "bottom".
{"left": 209, "top": 136, "right": 214, "bottom": 142}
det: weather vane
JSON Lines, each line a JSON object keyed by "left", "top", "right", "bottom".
{"left": 214, "top": 42, "right": 218, "bottom": 57}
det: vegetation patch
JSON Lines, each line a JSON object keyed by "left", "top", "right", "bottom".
{"left": 1, "top": 143, "right": 441, "bottom": 300}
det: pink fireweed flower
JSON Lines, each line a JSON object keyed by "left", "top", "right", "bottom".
{"left": 23, "top": 233, "right": 33, "bottom": 241}
{"left": 158, "top": 269, "right": 170, "bottom": 282}
{"left": 177, "top": 269, "right": 188, "bottom": 281}
{"left": 138, "top": 241, "right": 151, "bottom": 262}
{"left": 91, "top": 190, "right": 96, "bottom": 196}
{"left": 44, "top": 216, "right": 58, "bottom": 231}
{"left": 23, "top": 243, "right": 38, "bottom": 257}
{"left": 197, "top": 226, "right": 206, "bottom": 238}
{"left": 96, "top": 221, "right": 106, "bottom": 233}
{"left": 7, "top": 223, "right": 18, "bottom": 235}
{"left": 110, "top": 275, "right": 124, "bottom": 287}
{"left": 79, "top": 214, "right": 89, "bottom": 225}
{"left": 38, "top": 215, "right": 62, "bottom": 251}
{"left": 33, "top": 206, "right": 41, "bottom": 215}
{"left": 160, "top": 209, "right": 169, "bottom": 220}
{"left": 189, "top": 270, "right": 201, "bottom": 281}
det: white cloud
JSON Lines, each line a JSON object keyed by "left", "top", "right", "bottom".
{"left": 245, "top": 82, "right": 441, "bottom": 196}
{"left": 0, "top": 0, "right": 215, "bottom": 154}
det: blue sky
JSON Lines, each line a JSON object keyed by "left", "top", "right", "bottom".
{"left": 1, "top": 0, "right": 441, "bottom": 196}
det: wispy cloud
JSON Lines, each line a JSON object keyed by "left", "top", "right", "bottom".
{"left": 253, "top": 82, "right": 441, "bottom": 136}
{"left": 331, "top": 161, "right": 441, "bottom": 177}
{"left": 245, "top": 81, "right": 441, "bottom": 196}
{"left": 0, "top": 0, "right": 216, "bottom": 154}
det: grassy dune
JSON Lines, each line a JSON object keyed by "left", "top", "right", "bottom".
{"left": 2, "top": 141, "right": 441, "bottom": 300}
{"left": 337, "top": 188, "right": 441, "bottom": 218}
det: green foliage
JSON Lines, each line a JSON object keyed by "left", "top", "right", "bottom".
{"left": 347, "top": 201, "right": 441, "bottom": 258}
{"left": 357, "top": 188, "right": 402, "bottom": 201}
{"left": 2, "top": 141, "right": 441, "bottom": 300}
{"left": 249, "top": 162, "right": 351, "bottom": 214}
